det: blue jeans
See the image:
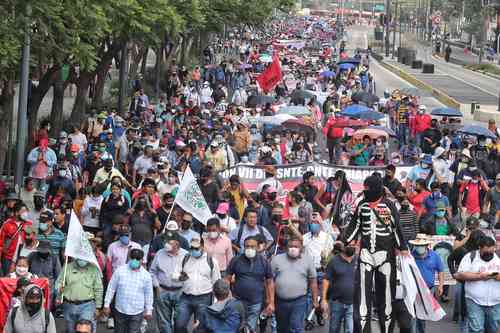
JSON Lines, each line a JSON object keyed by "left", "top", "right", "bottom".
{"left": 412, "top": 318, "right": 426, "bottom": 333}
{"left": 329, "top": 300, "right": 353, "bottom": 333}
{"left": 466, "top": 298, "right": 500, "bottom": 333}
{"left": 114, "top": 311, "right": 143, "bottom": 333}
{"left": 398, "top": 124, "right": 408, "bottom": 145}
{"left": 156, "top": 289, "right": 182, "bottom": 333}
{"left": 241, "top": 301, "right": 262, "bottom": 331}
{"left": 306, "top": 271, "right": 324, "bottom": 320}
{"left": 276, "top": 295, "right": 307, "bottom": 333}
{"left": 175, "top": 293, "right": 212, "bottom": 333}
{"left": 63, "top": 301, "right": 96, "bottom": 333}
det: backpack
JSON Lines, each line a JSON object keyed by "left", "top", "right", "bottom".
{"left": 11, "top": 306, "right": 50, "bottom": 333}
{"left": 182, "top": 253, "right": 214, "bottom": 276}
{"left": 234, "top": 224, "right": 265, "bottom": 248}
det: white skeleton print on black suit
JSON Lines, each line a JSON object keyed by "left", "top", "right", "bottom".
{"left": 342, "top": 175, "right": 408, "bottom": 333}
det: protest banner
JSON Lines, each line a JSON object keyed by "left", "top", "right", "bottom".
{"left": 219, "top": 162, "right": 411, "bottom": 193}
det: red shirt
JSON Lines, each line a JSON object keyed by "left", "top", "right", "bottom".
{"left": 460, "top": 182, "right": 481, "bottom": 214}
{"left": 415, "top": 114, "right": 432, "bottom": 133}
{"left": 0, "top": 218, "right": 33, "bottom": 260}
{"left": 408, "top": 191, "right": 431, "bottom": 216}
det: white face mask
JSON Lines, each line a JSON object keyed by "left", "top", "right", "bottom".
{"left": 208, "top": 231, "right": 219, "bottom": 239}
{"left": 245, "top": 248, "right": 256, "bottom": 259}
{"left": 16, "top": 266, "right": 28, "bottom": 276}
{"left": 164, "top": 243, "right": 173, "bottom": 252}
{"left": 20, "top": 212, "right": 29, "bottom": 221}
{"left": 287, "top": 247, "right": 301, "bottom": 258}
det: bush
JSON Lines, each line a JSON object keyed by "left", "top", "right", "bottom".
{"left": 464, "top": 63, "right": 500, "bottom": 76}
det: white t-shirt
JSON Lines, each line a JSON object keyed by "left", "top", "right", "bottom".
{"left": 457, "top": 251, "right": 500, "bottom": 306}
{"left": 68, "top": 132, "right": 88, "bottom": 152}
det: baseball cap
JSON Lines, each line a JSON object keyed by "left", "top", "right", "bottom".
{"left": 166, "top": 220, "right": 179, "bottom": 231}
{"left": 216, "top": 202, "right": 229, "bottom": 214}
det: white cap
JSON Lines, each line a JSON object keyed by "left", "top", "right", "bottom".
{"left": 166, "top": 221, "right": 179, "bottom": 231}
{"left": 418, "top": 105, "right": 427, "bottom": 110}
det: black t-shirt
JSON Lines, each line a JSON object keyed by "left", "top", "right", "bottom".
{"left": 325, "top": 254, "right": 356, "bottom": 304}
{"left": 199, "top": 181, "right": 220, "bottom": 212}
{"left": 383, "top": 177, "right": 404, "bottom": 196}
{"left": 130, "top": 211, "right": 156, "bottom": 246}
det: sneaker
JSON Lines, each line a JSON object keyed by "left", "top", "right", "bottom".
{"left": 107, "top": 318, "right": 114, "bottom": 329}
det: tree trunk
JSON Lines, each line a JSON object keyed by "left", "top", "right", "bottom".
{"left": 50, "top": 72, "right": 65, "bottom": 134}
{"left": 140, "top": 47, "right": 149, "bottom": 76}
{"left": 0, "top": 78, "right": 15, "bottom": 175}
{"left": 70, "top": 72, "right": 92, "bottom": 124}
{"left": 154, "top": 47, "right": 162, "bottom": 98}
{"left": 28, "top": 66, "right": 59, "bottom": 147}
{"left": 92, "top": 62, "right": 110, "bottom": 109}
{"left": 129, "top": 44, "right": 147, "bottom": 80}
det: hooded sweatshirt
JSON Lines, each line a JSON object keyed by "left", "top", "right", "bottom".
{"left": 197, "top": 298, "right": 244, "bottom": 333}
{"left": 5, "top": 284, "right": 56, "bottom": 333}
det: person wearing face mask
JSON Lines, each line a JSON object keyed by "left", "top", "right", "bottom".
{"left": 9, "top": 256, "right": 37, "bottom": 279}
{"left": 455, "top": 236, "right": 500, "bottom": 333}
{"left": 178, "top": 213, "right": 201, "bottom": 244}
{"left": 225, "top": 236, "right": 274, "bottom": 331}
{"left": 47, "top": 164, "right": 77, "bottom": 200}
{"left": 36, "top": 209, "right": 66, "bottom": 260}
{"left": 129, "top": 195, "right": 161, "bottom": 255}
{"left": 92, "top": 158, "right": 130, "bottom": 189}
{"left": 423, "top": 181, "right": 451, "bottom": 218}
{"left": 406, "top": 154, "right": 433, "bottom": 191}
{"left": 203, "top": 218, "right": 233, "bottom": 276}
{"left": 173, "top": 238, "right": 221, "bottom": 333}
{"left": 150, "top": 234, "right": 187, "bottom": 333}
{"left": 5, "top": 284, "right": 57, "bottom": 333}
{"left": 459, "top": 170, "right": 489, "bottom": 222}
{"left": 213, "top": 202, "right": 237, "bottom": 233}
{"left": 414, "top": 105, "right": 431, "bottom": 146}
{"left": 321, "top": 242, "right": 357, "bottom": 333}
{"left": 409, "top": 235, "right": 444, "bottom": 333}
{"left": 132, "top": 145, "right": 154, "bottom": 187}
{"left": 0, "top": 201, "right": 34, "bottom": 275}
{"left": 256, "top": 165, "right": 284, "bottom": 197}
{"left": 449, "top": 149, "right": 475, "bottom": 215}
{"left": 271, "top": 237, "right": 318, "bottom": 332}
{"left": 303, "top": 219, "right": 333, "bottom": 327}
{"left": 26, "top": 191, "right": 46, "bottom": 231}
{"left": 55, "top": 255, "right": 103, "bottom": 333}
{"left": 106, "top": 226, "right": 141, "bottom": 278}
{"left": 103, "top": 248, "right": 153, "bottom": 333}
{"left": 27, "top": 241, "right": 61, "bottom": 290}
{"left": 408, "top": 178, "right": 432, "bottom": 223}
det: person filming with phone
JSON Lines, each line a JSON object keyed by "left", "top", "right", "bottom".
{"left": 455, "top": 236, "right": 500, "bottom": 333}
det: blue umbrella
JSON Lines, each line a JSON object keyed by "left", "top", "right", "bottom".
{"left": 458, "top": 125, "right": 496, "bottom": 139}
{"left": 357, "top": 110, "right": 385, "bottom": 121}
{"left": 320, "top": 70, "right": 335, "bottom": 78}
{"left": 338, "top": 58, "right": 361, "bottom": 65}
{"left": 431, "top": 107, "right": 463, "bottom": 117}
{"left": 368, "top": 125, "right": 397, "bottom": 137}
{"left": 339, "top": 63, "right": 355, "bottom": 71}
{"left": 339, "top": 104, "right": 371, "bottom": 117}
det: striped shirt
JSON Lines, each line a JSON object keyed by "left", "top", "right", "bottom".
{"left": 37, "top": 229, "right": 66, "bottom": 257}
{"left": 399, "top": 210, "right": 418, "bottom": 244}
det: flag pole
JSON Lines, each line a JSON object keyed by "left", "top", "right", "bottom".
{"left": 60, "top": 256, "right": 69, "bottom": 303}
{"left": 160, "top": 165, "right": 188, "bottom": 233}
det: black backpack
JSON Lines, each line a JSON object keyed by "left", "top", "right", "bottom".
{"left": 11, "top": 306, "right": 50, "bottom": 333}
{"left": 233, "top": 224, "right": 265, "bottom": 248}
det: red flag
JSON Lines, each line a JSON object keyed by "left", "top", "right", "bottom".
{"left": 256, "top": 56, "right": 282, "bottom": 93}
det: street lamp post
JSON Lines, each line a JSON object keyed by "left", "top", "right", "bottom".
{"left": 14, "top": 4, "right": 31, "bottom": 193}
{"left": 392, "top": 0, "right": 399, "bottom": 58}
{"left": 385, "top": 0, "right": 391, "bottom": 56}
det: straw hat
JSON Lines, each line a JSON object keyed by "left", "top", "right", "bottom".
{"left": 409, "top": 234, "right": 431, "bottom": 246}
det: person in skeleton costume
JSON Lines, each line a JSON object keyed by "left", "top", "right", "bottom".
{"left": 342, "top": 175, "right": 408, "bottom": 333}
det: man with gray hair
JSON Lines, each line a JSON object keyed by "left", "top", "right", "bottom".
{"left": 194, "top": 279, "right": 245, "bottom": 333}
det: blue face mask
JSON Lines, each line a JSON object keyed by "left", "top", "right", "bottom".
{"left": 119, "top": 235, "right": 130, "bottom": 245}
{"left": 190, "top": 249, "right": 202, "bottom": 258}
{"left": 128, "top": 259, "right": 141, "bottom": 270}
{"left": 39, "top": 223, "right": 48, "bottom": 232}
{"left": 432, "top": 192, "right": 441, "bottom": 199}
{"left": 434, "top": 210, "right": 446, "bottom": 218}
{"left": 76, "top": 259, "right": 88, "bottom": 268}
{"left": 309, "top": 223, "right": 321, "bottom": 234}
